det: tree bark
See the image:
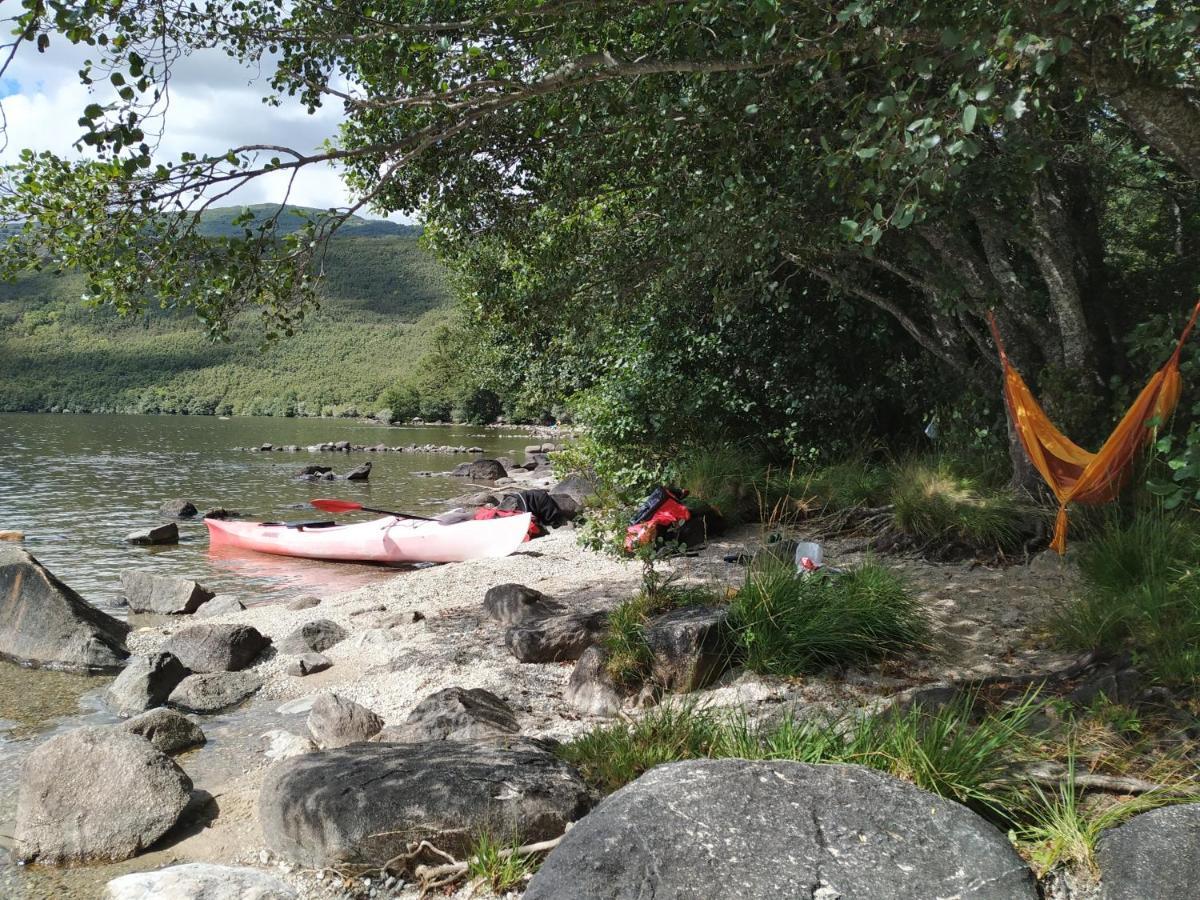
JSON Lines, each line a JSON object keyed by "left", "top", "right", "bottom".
{"left": 1090, "top": 66, "right": 1200, "bottom": 181}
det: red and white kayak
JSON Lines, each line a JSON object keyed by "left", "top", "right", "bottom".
{"left": 205, "top": 513, "right": 532, "bottom": 564}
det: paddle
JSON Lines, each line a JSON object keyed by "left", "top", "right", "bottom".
{"left": 310, "top": 499, "right": 436, "bottom": 522}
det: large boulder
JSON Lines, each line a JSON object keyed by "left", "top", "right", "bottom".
{"left": 1096, "top": 803, "right": 1200, "bottom": 900}
{"left": 483, "top": 583, "right": 565, "bottom": 626}
{"left": 279, "top": 619, "right": 348, "bottom": 654}
{"left": 505, "top": 611, "right": 608, "bottom": 663}
{"left": 120, "top": 571, "right": 214, "bottom": 615}
{"left": 467, "top": 459, "right": 507, "bottom": 481}
{"left": 564, "top": 646, "right": 625, "bottom": 717}
{"left": 158, "top": 499, "right": 198, "bottom": 519}
{"left": 306, "top": 693, "right": 383, "bottom": 748}
{"left": 122, "top": 707, "right": 207, "bottom": 755}
{"left": 525, "top": 759, "right": 1037, "bottom": 900}
{"left": 644, "top": 606, "right": 731, "bottom": 693}
{"left": 0, "top": 545, "right": 130, "bottom": 671}
{"left": 162, "top": 623, "right": 269, "bottom": 672}
{"left": 14, "top": 726, "right": 193, "bottom": 864}
{"left": 259, "top": 739, "right": 593, "bottom": 867}
{"left": 105, "top": 651, "right": 190, "bottom": 716}
{"left": 168, "top": 671, "right": 263, "bottom": 713}
{"left": 375, "top": 687, "right": 519, "bottom": 743}
{"left": 104, "top": 863, "right": 298, "bottom": 899}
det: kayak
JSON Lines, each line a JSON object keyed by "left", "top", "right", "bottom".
{"left": 204, "top": 513, "right": 532, "bottom": 564}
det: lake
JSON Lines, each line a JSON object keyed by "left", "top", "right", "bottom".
{"left": 0, "top": 412, "right": 544, "bottom": 893}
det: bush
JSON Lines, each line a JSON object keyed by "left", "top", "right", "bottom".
{"left": 1051, "top": 508, "right": 1200, "bottom": 687}
{"left": 670, "top": 445, "right": 760, "bottom": 525}
{"left": 603, "top": 580, "right": 724, "bottom": 688}
{"left": 379, "top": 382, "right": 422, "bottom": 420}
{"left": 728, "top": 560, "right": 927, "bottom": 675}
{"left": 454, "top": 386, "right": 503, "bottom": 425}
{"left": 805, "top": 457, "right": 893, "bottom": 510}
{"left": 890, "top": 458, "right": 1032, "bottom": 551}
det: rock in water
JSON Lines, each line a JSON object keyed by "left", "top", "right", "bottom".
{"left": 644, "top": 606, "right": 731, "bottom": 693}
{"left": 344, "top": 462, "right": 371, "bottom": 481}
{"left": 158, "top": 499, "right": 198, "bottom": 519}
{"left": 0, "top": 545, "right": 130, "bottom": 671}
{"left": 104, "top": 863, "right": 298, "bottom": 899}
{"left": 195, "top": 595, "right": 246, "bottom": 618}
{"left": 307, "top": 693, "right": 383, "bottom": 748}
{"left": 483, "top": 583, "right": 565, "bottom": 625}
{"left": 105, "top": 652, "right": 190, "bottom": 716}
{"left": 525, "top": 759, "right": 1036, "bottom": 900}
{"left": 260, "top": 730, "right": 317, "bottom": 761}
{"left": 169, "top": 671, "right": 263, "bottom": 713}
{"left": 467, "top": 459, "right": 507, "bottom": 480}
{"left": 505, "top": 611, "right": 608, "bottom": 663}
{"left": 162, "top": 623, "right": 269, "bottom": 672}
{"left": 14, "top": 726, "right": 192, "bottom": 864}
{"left": 122, "top": 708, "right": 206, "bottom": 755}
{"left": 1096, "top": 804, "right": 1200, "bottom": 900}
{"left": 376, "top": 687, "right": 519, "bottom": 742}
{"left": 124, "top": 523, "right": 179, "bottom": 545}
{"left": 258, "top": 739, "right": 593, "bottom": 867}
{"left": 120, "top": 571, "right": 214, "bottom": 615}
{"left": 279, "top": 619, "right": 348, "bottom": 654}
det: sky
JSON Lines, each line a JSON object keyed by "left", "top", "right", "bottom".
{"left": 0, "top": 35, "right": 405, "bottom": 219}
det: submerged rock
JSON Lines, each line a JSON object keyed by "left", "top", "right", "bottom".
{"left": 105, "top": 651, "right": 190, "bottom": 716}
{"left": 258, "top": 739, "right": 593, "bottom": 867}
{"left": 122, "top": 707, "right": 206, "bottom": 755}
{"left": 124, "top": 523, "right": 179, "bottom": 546}
{"left": 162, "top": 623, "right": 269, "bottom": 673}
{"left": 120, "top": 571, "right": 214, "bottom": 615}
{"left": 169, "top": 671, "right": 263, "bottom": 713}
{"left": 375, "top": 686, "right": 519, "bottom": 743}
{"left": 306, "top": 693, "right": 383, "bottom": 748}
{"left": 15, "top": 726, "right": 192, "bottom": 864}
{"left": 0, "top": 545, "right": 129, "bottom": 671}
{"left": 260, "top": 729, "right": 317, "bottom": 761}
{"left": 104, "top": 863, "right": 298, "bottom": 900}
{"left": 525, "top": 759, "right": 1036, "bottom": 900}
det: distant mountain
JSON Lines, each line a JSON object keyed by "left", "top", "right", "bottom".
{"left": 192, "top": 204, "right": 422, "bottom": 239}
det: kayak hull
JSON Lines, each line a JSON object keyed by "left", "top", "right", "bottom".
{"left": 204, "top": 514, "right": 531, "bottom": 564}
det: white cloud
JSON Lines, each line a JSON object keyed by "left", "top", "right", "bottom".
{"left": 0, "top": 38, "right": 412, "bottom": 220}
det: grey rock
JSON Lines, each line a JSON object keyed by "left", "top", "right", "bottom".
{"left": 104, "top": 863, "right": 298, "bottom": 899}
{"left": 14, "top": 726, "right": 192, "bottom": 864}
{"left": 120, "top": 570, "right": 214, "bottom": 615}
{"left": 162, "top": 623, "right": 269, "bottom": 672}
{"left": 169, "top": 671, "right": 263, "bottom": 713}
{"left": 644, "top": 606, "right": 731, "bottom": 693}
{"left": 0, "top": 545, "right": 129, "bottom": 671}
{"left": 287, "top": 595, "right": 321, "bottom": 611}
{"left": 158, "top": 499, "right": 198, "bottom": 519}
{"left": 468, "top": 491, "right": 499, "bottom": 506}
{"left": 296, "top": 464, "right": 332, "bottom": 477}
{"left": 525, "top": 759, "right": 1036, "bottom": 900}
{"left": 279, "top": 618, "right": 348, "bottom": 654}
{"left": 307, "top": 693, "right": 383, "bottom": 748}
{"left": 467, "top": 459, "right": 507, "bottom": 481}
{"left": 505, "top": 611, "right": 608, "bottom": 663}
{"left": 344, "top": 462, "right": 372, "bottom": 481}
{"left": 122, "top": 707, "right": 206, "bottom": 755}
{"left": 1096, "top": 803, "right": 1200, "bottom": 900}
{"left": 195, "top": 594, "right": 246, "bottom": 618}
{"left": 124, "top": 523, "right": 179, "bottom": 545}
{"left": 565, "top": 646, "right": 625, "bottom": 717}
{"left": 106, "top": 651, "right": 190, "bottom": 715}
{"left": 258, "top": 739, "right": 593, "bottom": 867}
{"left": 483, "top": 583, "right": 565, "bottom": 626}
{"left": 450, "top": 462, "right": 472, "bottom": 476}
{"left": 549, "top": 473, "right": 596, "bottom": 520}
{"left": 260, "top": 729, "right": 317, "bottom": 761}
{"left": 201, "top": 508, "right": 240, "bottom": 520}
{"left": 376, "top": 687, "right": 519, "bottom": 743}
{"left": 334, "top": 440, "right": 350, "bottom": 451}
{"left": 286, "top": 652, "right": 332, "bottom": 677}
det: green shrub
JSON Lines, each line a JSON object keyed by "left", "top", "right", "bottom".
{"left": 805, "top": 458, "right": 893, "bottom": 510}
{"left": 454, "top": 386, "right": 503, "bottom": 424}
{"left": 890, "top": 458, "right": 1032, "bottom": 551}
{"left": 728, "top": 561, "right": 927, "bottom": 676}
{"left": 670, "top": 445, "right": 759, "bottom": 524}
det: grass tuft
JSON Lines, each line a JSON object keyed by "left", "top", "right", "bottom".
{"left": 671, "top": 445, "right": 759, "bottom": 524}
{"left": 728, "top": 560, "right": 927, "bottom": 676}
{"left": 805, "top": 457, "right": 894, "bottom": 510}
{"left": 890, "top": 458, "right": 1032, "bottom": 551}
{"left": 465, "top": 832, "right": 538, "bottom": 892}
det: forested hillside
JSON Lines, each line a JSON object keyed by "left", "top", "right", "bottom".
{"left": 0, "top": 208, "right": 453, "bottom": 417}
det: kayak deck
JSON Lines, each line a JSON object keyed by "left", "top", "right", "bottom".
{"left": 205, "top": 514, "right": 531, "bottom": 564}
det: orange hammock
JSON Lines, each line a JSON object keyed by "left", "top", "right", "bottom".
{"left": 988, "top": 300, "right": 1200, "bottom": 555}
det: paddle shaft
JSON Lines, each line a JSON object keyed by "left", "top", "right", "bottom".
{"left": 310, "top": 499, "right": 436, "bottom": 522}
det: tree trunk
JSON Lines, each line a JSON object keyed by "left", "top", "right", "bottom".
{"left": 1090, "top": 67, "right": 1200, "bottom": 181}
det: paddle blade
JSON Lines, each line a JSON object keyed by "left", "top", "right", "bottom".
{"left": 310, "top": 499, "right": 363, "bottom": 513}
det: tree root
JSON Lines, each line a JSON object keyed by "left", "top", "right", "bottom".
{"left": 377, "top": 828, "right": 571, "bottom": 896}
{"left": 1019, "top": 761, "right": 1196, "bottom": 796}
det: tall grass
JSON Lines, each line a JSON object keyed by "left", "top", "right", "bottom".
{"left": 728, "top": 560, "right": 927, "bottom": 675}
{"left": 671, "top": 445, "right": 759, "bottom": 524}
{"left": 603, "top": 581, "right": 723, "bottom": 687}
{"left": 804, "top": 457, "right": 893, "bottom": 510}
{"left": 559, "top": 693, "right": 1040, "bottom": 816}
{"left": 890, "top": 458, "right": 1032, "bottom": 551}
{"left": 1052, "top": 507, "right": 1200, "bottom": 686}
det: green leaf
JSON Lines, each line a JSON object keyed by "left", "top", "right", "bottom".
{"left": 962, "top": 104, "right": 977, "bottom": 133}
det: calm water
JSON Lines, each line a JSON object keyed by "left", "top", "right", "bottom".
{"left": 0, "top": 413, "right": 540, "bottom": 895}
